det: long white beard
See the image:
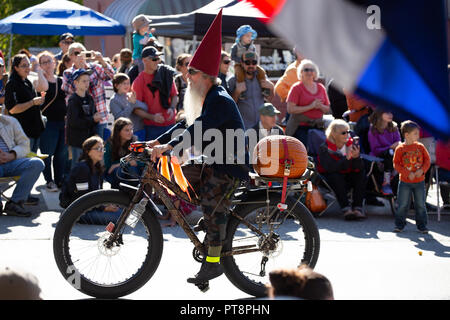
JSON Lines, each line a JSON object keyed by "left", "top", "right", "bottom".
{"left": 183, "top": 82, "right": 206, "bottom": 126}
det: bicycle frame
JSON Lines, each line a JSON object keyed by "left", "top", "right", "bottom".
{"left": 106, "top": 150, "right": 314, "bottom": 258}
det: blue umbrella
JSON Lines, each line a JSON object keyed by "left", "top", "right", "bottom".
{"left": 0, "top": 0, "right": 125, "bottom": 35}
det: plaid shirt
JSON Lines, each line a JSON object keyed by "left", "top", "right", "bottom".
{"left": 62, "top": 62, "right": 114, "bottom": 124}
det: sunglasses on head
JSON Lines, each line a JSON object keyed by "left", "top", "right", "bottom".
{"left": 303, "top": 68, "right": 315, "bottom": 72}
{"left": 188, "top": 68, "right": 200, "bottom": 75}
{"left": 244, "top": 60, "right": 258, "bottom": 66}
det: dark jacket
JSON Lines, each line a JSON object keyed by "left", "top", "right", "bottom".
{"left": 157, "top": 85, "right": 250, "bottom": 180}
{"left": 66, "top": 92, "right": 96, "bottom": 148}
{"left": 59, "top": 160, "right": 103, "bottom": 208}
{"left": 148, "top": 64, "right": 176, "bottom": 110}
{"left": 250, "top": 122, "right": 284, "bottom": 143}
{"left": 4, "top": 73, "right": 44, "bottom": 138}
{"left": 317, "top": 139, "right": 364, "bottom": 174}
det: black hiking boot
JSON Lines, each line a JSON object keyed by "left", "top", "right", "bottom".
{"left": 187, "top": 261, "right": 223, "bottom": 284}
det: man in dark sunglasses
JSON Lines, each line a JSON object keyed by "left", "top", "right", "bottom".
{"left": 229, "top": 50, "right": 274, "bottom": 129}
{"left": 55, "top": 32, "right": 74, "bottom": 62}
{"left": 131, "top": 46, "right": 179, "bottom": 141}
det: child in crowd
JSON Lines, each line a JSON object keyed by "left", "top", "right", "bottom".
{"left": 109, "top": 73, "right": 148, "bottom": 141}
{"left": 59, "top": 136, "right": 121, "bottom": 225}
{"left": 131, "top": 14, "right": 156, "bottom": 67}
{"left": 66, "top": 69, "right": 102, "bottom": 169}
{"left": 368, "top": 109, "right": 401, "bottom": 195}
{"left": 104, "top": 117, "right": 139, "bottom": 189}
{"left": 393, "top": 120, "right": 431, "bottom": 233}
{"left": 230, "top": 25, "right": 267, "bottom": 98}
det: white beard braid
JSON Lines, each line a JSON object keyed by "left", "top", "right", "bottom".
{"left": 183, "top": 82, "right": 205, "bottom": 126}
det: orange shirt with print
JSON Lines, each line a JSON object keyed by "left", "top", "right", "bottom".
{"left": 393, "top": 142, "right": 431, "bottom": 183}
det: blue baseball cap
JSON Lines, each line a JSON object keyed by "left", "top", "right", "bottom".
{"left": 72, "top": 68, "right": 93, "bottom": 81}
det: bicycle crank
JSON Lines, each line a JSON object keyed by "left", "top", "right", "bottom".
{"left": 195, "top": 281, "right": 210, "bottom": 293}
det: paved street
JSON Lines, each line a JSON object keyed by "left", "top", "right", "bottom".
{"left": 0, "top": 173, "right": 449, "bottom": 300}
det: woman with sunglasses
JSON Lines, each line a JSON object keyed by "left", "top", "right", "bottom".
{"left": 286, "top": 59, "right": 330, "bottom": 146}
{"left": 33, "top": 51, "right": 68, "bottom": 192}
{"left": 317, "top": 119, "right": 366, "bottom": 220}
{"left": 218, "top": 51, "right": 232, "bottom": 95}
{"left": 4, "top": 54, "right": 45, "bottom": 152}
{"left": 59, "top": 135, "right": 121, "bottom": 225}
{"left": 174, "top": 53, "right": 192, "bottom": 115}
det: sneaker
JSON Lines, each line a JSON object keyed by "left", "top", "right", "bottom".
{"left": 419, "top": 229, "right": 429, "bottom": 234}
{"left": 381, "top": 183, "right": 393, "bottom": 195}
{"left": 393, "top": 227, "right": 403, "bottom": 233}
{"left": 24, "top": 196, "right": 39, "bottom": 206}
{"left": 46, "top": 181, "right": 59, "bottom": 192}
{"left": 3, "top": 201, "right": 31, "bottom": 217}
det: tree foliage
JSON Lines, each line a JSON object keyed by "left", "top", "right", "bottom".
{"left": 0, "top": 0, "right": 84, "bottom": 63}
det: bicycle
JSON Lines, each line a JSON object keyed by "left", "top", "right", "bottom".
{"left": 53, "top": 143, "right": 320, "bottom": 299}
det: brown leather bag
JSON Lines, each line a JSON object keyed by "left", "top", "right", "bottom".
{"left": 305, "top": 185, "right": 327, "bottom": 213}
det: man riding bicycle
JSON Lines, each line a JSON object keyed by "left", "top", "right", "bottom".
{"left": 149, "top": 10, "right": 250, "bottom": 285}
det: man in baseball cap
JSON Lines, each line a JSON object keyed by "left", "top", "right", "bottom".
{"left": 249, "top": 103, "right": 284, "bottom": 143}
{"left": 55, "top": 32, "right": 74, "bottom": 61}
{"left": 141, "top": 46, "right": 163, "bottom": 60}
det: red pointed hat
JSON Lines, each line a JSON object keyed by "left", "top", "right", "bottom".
{"left": 189, "top": 9, "right": 222, "bottom": 77}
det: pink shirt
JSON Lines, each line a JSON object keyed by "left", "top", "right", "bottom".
{"left": 287, "top": 81, "right": 330, "bottom": 125}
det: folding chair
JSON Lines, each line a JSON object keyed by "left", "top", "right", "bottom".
{"left": 0, "top": 152, "right": 48, "bottom": 213}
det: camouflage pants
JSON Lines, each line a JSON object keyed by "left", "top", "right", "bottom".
{"left": 182, "top": 164, "right": 237, "bottom": 247}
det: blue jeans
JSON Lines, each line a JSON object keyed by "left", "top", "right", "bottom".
{"left": 134, "top": 129, "right": 146, "bottom": 141}
{"left": 78, "top": 208, "right": 122, "bottom": 225}
{"left": 39, "top": 121, "right": 68, "bottom": 185}
{"left": 29, "top": 137, "right": 40, "bottom": 153}
{"left": 293, "top": 126, "right": 313, "bottom": 147}
{"left": 145, "top": 125, "right": 172, "bottom": 141}
{"left": 0, "top": 157, "right": 44, "bottom": 203}
{"left": 70, "top": 146, "right": 82, "bottom": 170}
{"left": 395, "top": 180, "right": 428, "bottom": 231}
{"left": 96, "top": 123, "right": 108, "bottom": 140}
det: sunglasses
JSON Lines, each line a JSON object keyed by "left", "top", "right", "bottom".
{"left": 73, "top": 51, "right": 81, "bottom": 56}
{"left": 222, "top": 60, "right": 231, "bottom": 65}
{"left": 151, "top": 57, "right": 160, "bottom": 62}
{"left": 303, "top": 68, "right": 315, "bottom": 73}
{"left": 244, "top": 60, "right": 258, "bottom": 66}
{"left": 341, "top": 130, "right": 351, "bottom": 135}
{"left": 183, "top": 61, "right": 190, "bottom": 67}
{"left": 63, "top": 40, "right": 74, "bottom": 45}
{"left": 187, "top": 68, "right": 200, "bottom": 75}
{"left": 91, "top": 147, "right": 106, "bottom": 152}
{"left": 40, "top": 59, "right": 53, "bottom": 65}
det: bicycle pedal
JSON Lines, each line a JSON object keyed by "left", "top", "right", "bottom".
{"left": 195, "top": 281, "right": 210, "bottom": 293}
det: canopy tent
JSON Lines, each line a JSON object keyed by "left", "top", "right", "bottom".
{"left": 0, "top": 0, "right": 126, "bottom": 36}
{"left": 147, "top": 0, "right": 276, "bottom": 39}
{"left": 0, "top": 0, "right": 126, "bottom": 69}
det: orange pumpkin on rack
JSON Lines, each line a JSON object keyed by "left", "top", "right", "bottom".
{"left": 252, "top": 135, "right": 308, "bottom": 178}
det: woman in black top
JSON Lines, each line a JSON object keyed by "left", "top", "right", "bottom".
{"left": 34, "top": 51, "right": 68, "bottom": 191}
{"left": 4, "top": 54, "right": 45, "bottom": 152}
{"left": 59, "top": 136, "right": 121, "bottom": 225}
